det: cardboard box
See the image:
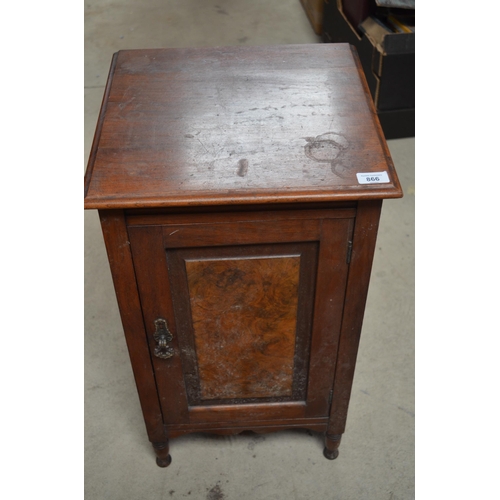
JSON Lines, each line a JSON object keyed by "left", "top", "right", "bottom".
{"left": 358, "top": 15, "right": 414, "bottom": 111}
{"left": 341, "top": 0, "right": 376, "bottom": 34}
{"left": 322, "top": 0, "right": 414, "bottom": 138}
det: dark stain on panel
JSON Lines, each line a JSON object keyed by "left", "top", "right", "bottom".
{"left": 237, "top": 158, "right": 249, "bottom": 177}
{"left": 303, "top": 132, "right": 350, "bottom": 178}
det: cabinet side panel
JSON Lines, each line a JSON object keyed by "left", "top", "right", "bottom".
{"left": 98, "top": 209, "right": 165, "bottom": 442}
{"left": 328, "top": 199, "right": 383, "bottom": 435}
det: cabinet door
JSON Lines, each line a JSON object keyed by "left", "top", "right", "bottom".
{"left": 128, "top": 212, "right": 353, "bottom": 427}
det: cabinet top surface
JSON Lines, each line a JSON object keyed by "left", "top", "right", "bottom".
{"left": 84, "top": 44, "right": 402, "bottom": 209}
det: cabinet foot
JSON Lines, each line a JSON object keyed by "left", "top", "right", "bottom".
{"left": 323, "top": 433, "right": 342, "bottom": 460}
{"left": 323, "top": 447, "right": 339, "bottom": 460}
{"left": 152, "top": 441, "right": 172, "bottom": 468}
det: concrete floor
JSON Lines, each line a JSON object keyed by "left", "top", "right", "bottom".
{"left": 85, "top": 1, "right": 415, "bottom": 499}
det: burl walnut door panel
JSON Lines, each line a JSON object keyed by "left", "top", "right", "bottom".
{"left": 167, "top": 242, "right": 315, "bottom": 408}
{"left": 128, "top": 213, "right": 353, "bottom": 426}
{"left": 186, "top": 253, "right": 301, "bottom": 402}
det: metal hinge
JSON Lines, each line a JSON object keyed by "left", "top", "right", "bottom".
{"left": 346, "top": 240, "right": 353, "bottom": 264}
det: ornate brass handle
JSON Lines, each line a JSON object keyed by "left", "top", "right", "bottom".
{"left": 153, "top": 318, "right": 174, "bottom": 359}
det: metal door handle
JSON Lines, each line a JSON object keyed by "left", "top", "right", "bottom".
{"left": 153, "top": 318, "right": 174, "bottom": 359}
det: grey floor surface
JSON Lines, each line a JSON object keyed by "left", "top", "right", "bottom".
{"left": 84, "top": 1, "right": 415, "bottom": 499}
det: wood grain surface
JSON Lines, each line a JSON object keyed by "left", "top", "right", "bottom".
{"left": 186, "top": 255, "right": 300, "bottom": 400}
{"left": 84, "top": 44, "right": 402, "bottom": 209}
{"left": 164, "top": 237, "right": 319, "bottom": 408}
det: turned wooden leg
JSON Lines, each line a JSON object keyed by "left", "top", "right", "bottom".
{"left": 152, "top": 441, "right": 172, "bottom": 468}
{"left": 323, "top": 433, "right": 342, "bottom": 460}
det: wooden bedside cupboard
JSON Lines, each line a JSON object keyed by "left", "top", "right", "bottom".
{"left": 84, "top": 44, "right": 403, "bottom": 468}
